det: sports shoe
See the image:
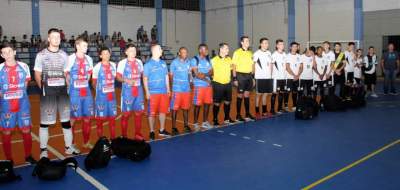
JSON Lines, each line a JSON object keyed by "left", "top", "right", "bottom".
{"left": 40, "top": 148, "right": 48, "bottom": 158}
{"left": 25, "top": 155, "right": 37, "bottom": 164}
{"left": 255, "top": 113, "right": 262, "bottom": 120}
{"left": 65, "top": 145, "right": 81, "bottom": 155}
{"left": 223, "top": 119, "right": 236, "bottom": 125}
{"left": 83, "top": 143, "right": 94, "bottom": 149}
{"left": 245, "top": 114, "right": 256, "bottom": 121}
{"left": 172, "top": 127, "right": 179, "bottom": 136}
{"left": 192, "top": 123, "right": 200, "bottom": 132}
{"left": 159, "top": 130, "right": 171, "bottom": 137}
{"left": 213, "top": 120, "right": 219, "bottom": 127}
{"left": 149, "top": 131, "right": 155, "bottom": 140}
{"left": 201, "top": 121, "right": 213, "bottom": 129}
{"left": 236, "top": 115, "right": 245, "bottom": 122}
{"left": 371, "top": 93, "right": 378, "bottom": 98}
{"left": 184, "top": 126, "right": 192, "bottom": 133}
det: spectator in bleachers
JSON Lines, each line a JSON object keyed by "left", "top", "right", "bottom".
{"left": 104, "top": 35, "right": 113, "bottom": 49}
{"left": 143, "top": 31, "right": 149, "bottom": 43}
{"left": 151, "top": 25, "right": 157, "bottom": 41}
{"left": 10, "top": 36, "right": 17, "bottom": 47}
{"left": 119, "top": 37, "right": 126, "bottom": 53}
{"left": 111, "top": 31, "right": 117, "bottom": 41}
{"left": 22, "top": 34, "right": 30, "bottom": 48}
{"left": 0, "top": 25, "right": 2, "bottom": 40}
{"left": 60, "top": 30, "right": 66, "bottom": 43}
{"left": 2, "top": 36, "right": 8, "bottom": 43}
{"left": 69, "top": 35, "right": 75, "bottom": 47}
{"left": 137, "top": 26, "right": 144, "bottom": 42}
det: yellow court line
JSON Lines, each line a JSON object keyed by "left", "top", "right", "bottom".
{"left": 302, "top": 139, "right": 400, "bottom": 190}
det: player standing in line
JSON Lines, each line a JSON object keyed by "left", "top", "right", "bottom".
{"left": 35, "top": 28, "right": 79, "bottom": 158}
{"left": 92, "top": 47, "right": 117, "bottom": 139}
{"left": 116, "top": 44, "right": 146, "bottom": 140}
{"left": 169, "top": 47, "right": 192, "bottom": 135}
{"left": 65, "top": 37, "right": 94, "bottom": 149}
{"left": 253, "top": 38, "right": 274, "bottom": 118}
{"left": 143, "top": 44, "right": 171, "bottom": 140}
{"left": 0, "top": 43, "right": 36, "bottom": 164}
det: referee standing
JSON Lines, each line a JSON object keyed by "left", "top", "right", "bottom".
{"left": 232, "top": 36, "right": 255, "bottom": 121}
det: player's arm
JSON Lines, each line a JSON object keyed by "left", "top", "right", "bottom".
{"left": 34, "top": 71, "right": 42, "bottom": 89}
{"left": 285, "top": 63, "right": 295, "bottom": 77}
{"left": 165, "top": 74, "right": 170, "bottom": 95}
{"left": 143, "top": 76, "right": 150, "bottom": 100}
{"left": 34, "top": 54, "right": 43, "bottom": 89}
{"left": 297, "top": 63, "right": 304, "bottom": 79}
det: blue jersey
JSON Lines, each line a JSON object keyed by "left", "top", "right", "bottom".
{"left": 190, "top": 55, "right": 212, "bottom": 87}
{"left": 170, "top": 58, "right": 191, "bottom": 92}
{"left": 143, "top": 58, "right": 168, "bottom": 94}
{"left": 117, "top": 58, "right": 144, "bottom": 97}
{"left": 0, "top": 62, "right": 32, "bottom": 129}
{"left": 65, "top": 53, "right": 93, "bottom": 97}
{"left": 0, "top": 62, "right": 30, "bottom": 112}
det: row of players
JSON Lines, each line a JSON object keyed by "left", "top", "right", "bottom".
{"left": 0, "top": 28, "right": 378, "bottom": 163}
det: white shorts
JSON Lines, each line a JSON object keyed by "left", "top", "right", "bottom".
{"left": 40, "top": 95, "right": 70, "bottom": 125}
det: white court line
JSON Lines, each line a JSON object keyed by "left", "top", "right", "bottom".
{"left": 242, "top": 136, "right": 251, "bottom": 140}
{"left": 30, "top": 131, "right": 109, "bottom": 190}
{"left": 273, "top": 143, "right": 283, "bottom": 147}
{"left": 229, "top": 133, "right": 237, "bottom": 136}
{"left": 256, "top": 140, "right": 265, "bottom": 143}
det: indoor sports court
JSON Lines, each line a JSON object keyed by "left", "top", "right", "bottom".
{"left": 0, "top": 0, "right": 400, "bottom": 190}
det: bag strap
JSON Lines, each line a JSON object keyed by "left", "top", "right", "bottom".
{"left": 62, "top": 157, "right": 78, "bottom": 169}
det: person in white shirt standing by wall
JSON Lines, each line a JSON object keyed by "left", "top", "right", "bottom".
{"left": 364, "top": 46, "right": 379, "bottom": 98}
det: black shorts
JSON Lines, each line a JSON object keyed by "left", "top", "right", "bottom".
{"left": 334, "top": 73, "right": 345, "bottom": 85}
{"left": 212, "top": 81, "right": 232, "bottom": 103}
{"left": 355, "top": 78, "right": 361, "bottom": 84}
{"left": 237, "top": 72, "right": 253, "bottom": 93}
{"left": 346, "top": 72, "right": 354, "bottom": 83}
{"left": 364, "top": 73, "right": 376, "bottom": 85}
{"left": 275, "top": 79, "right": 287, "bottom": 92}
{"left": 300, "top": 79, "right": 313, "bottom": 92}
{"left": 286, "top": 79, "right": 299, "bottom": 92}
{"left": 256, "top": 79, "right": 273, "bottom": 93}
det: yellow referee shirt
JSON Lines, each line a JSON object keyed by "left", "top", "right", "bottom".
{"left": 212, "top": 56, "right": 232, "bottom": 84}
{"left": 232, "top": 48, "right": 253, "bottom": 73}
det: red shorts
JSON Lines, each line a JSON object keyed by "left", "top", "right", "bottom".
{"left": 193, "top": 86, "right": 212, "bottom": 106}
{"left": 170, "top": 92, "right": 191, "bottom": 110}
{"left": 148, "top": 94, "right": 170, "bottom": 116}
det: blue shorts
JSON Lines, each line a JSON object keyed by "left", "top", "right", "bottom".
{"left": 121, "top": 88, "right": 144, "bottom": 113}
{"left": 95, "top": 97, "right": 117, "bottom": 118}
{"left": 0, "top": 97, "right": 32, "bottom": 130}
{"left": 70, "top": 95, "right": 94, "bottom": 119}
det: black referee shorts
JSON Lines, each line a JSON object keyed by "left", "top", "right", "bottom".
{"left": 212, "top": 81, "right": 232, "bottom": 103}
{"left": 236, "top": 72, "right": 254, "bottom": 93}
{"left": 256, "top": 79, "right": 273, "bottom": 93}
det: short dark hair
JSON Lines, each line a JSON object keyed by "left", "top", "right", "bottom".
{"left": 259, "top": 37, "right": 268, "bottom": 44}
{"left": 198, "top": 43, "right": 208, "bottom": 49}
{"left": 334, "top": 42, "right": 341, "bottom": 46}
{"left": 179, "top": 46, "right": 188, "bottom": 52}
{"left": 276, "top": 39, "right": 284, "bottom": 45}
{"left": 368, "top": 46, "right": 375, "bottom": 49}
{"left": 98, "top": 46, "right": 111, "bottom": 54}
{"left": 75, "top": 36, "right": 87, "bottom": 46}
{"left": 219, "top": 42, "right": 229, "bottom": 48}
{"left": 126, "top": 43, "right": 136, "bottom": 50}
{"left": 290, "top": 41, "right": 299, "bottom": 47}
{"left": 0, "top": 42, "right": 15, "bottom": 50}
{"left": 348, "top": 42, "right": 355, "bottom": 46}
{"left": 240, "top": 36, "right": 249, "bottom": 42}
{"left": 48, "top": 28, "right": 60, "bottom": 35}
{"left": 322, "top": 41, "right": 330, "bottom": 45}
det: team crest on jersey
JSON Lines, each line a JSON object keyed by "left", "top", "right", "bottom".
{"left": 3, "top": 84, "right": 8, "bottom": 90}
{"left": 97, "top": 105, "right": 105, "bottom": 111}
{"left": 4, "top": 113, "right": 12, "bottom": 119}
{"left": 71, "top": 104, "right": 79, "bottom": 111}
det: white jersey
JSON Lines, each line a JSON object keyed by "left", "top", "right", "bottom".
{"left": 301, "top": 54, "right": 314, "bottom": 80}
{"left": 272, "top": 51, "right": 287, "bottom": 80}
{"left": 322, "top": 50, "right": 335, "bottom": 63}
{"left": 285, "top": 53, "right": 302, "bottom": 79}
{"left": 344, "top": 50, "right": 355, "bottom": 72}
{"left": 314, "top": 56, "right": 329, "bottom": 81}
{"left": 253, "top": 49, "right": 273, "bottom": 79}
{"left": 354, "top": 57, "right": 363, "bottom": 78}
{"left": 364, "top": 54, "right": 378, "bottom": 74}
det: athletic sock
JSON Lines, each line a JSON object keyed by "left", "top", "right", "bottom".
{"left": 39, "top": 127, "right": 49, "bottom": 149}
{"left": 96, "top": 119, "right": 104, "bottom": 137}
{"left": 262, "top": 105, "right": 267, "bottom": 114}
{"left": 244, "top": 97, "right": 250, "bottom": 116}
{"left": 82, "top": 120, "right": 91, "bottom": 144}
{"left": 1, "top": 133, "right": 12, "bottom": 160}
{"left": 108, "top": 117, "right": 116, "bottom": 139}
{"left": 224, "top": 103, "right": 230, "bottom": 120}
{"left": 213, "top": 104, "right": 219, "bottom": 121}
{"left": 271, "top": 94, "right": 276, "bottom": 113}
{"left": 22, "top": 132, "right": 32, "bottom": 158}
{"left": 134, "top": 113, "right": 143, "bottom": 137}
{"left": 62, "top": 128, "right": 73, "bottom": 148}
{"left": 121, "top": 114, "right": 129, "bottom": 137}
{"left": 236, "top": 97, "right": 242, "bottom": 117}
